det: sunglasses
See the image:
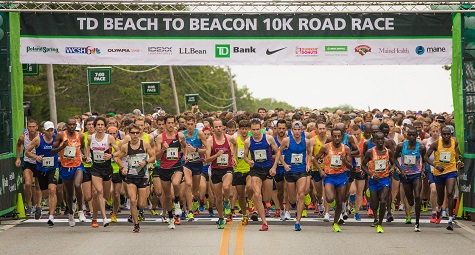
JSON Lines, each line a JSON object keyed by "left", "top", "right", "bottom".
{"left": 130, "top": 131, "right": 140, "bottom": 135}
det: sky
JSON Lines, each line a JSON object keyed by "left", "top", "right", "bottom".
{"left": 230, "top": 65, "right": 453, "bottom": 113}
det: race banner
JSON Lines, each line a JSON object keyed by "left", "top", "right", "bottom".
{"left": 19, "top": 13, "right": 452, "bottom": 65}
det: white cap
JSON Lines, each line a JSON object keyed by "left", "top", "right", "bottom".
{"left": 402, "top": 119, "right": 412, "bottom": 126}
{"left": 76, "top": 123, "right": 81, "bottom": 131}
{"left": 44, "top": 121, "right": 54, "bottom": 130}
{"left": 196, "top": 123, "right": 204, "bottom": 131}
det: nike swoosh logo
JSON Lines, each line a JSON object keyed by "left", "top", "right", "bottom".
{"left": 266, "top": 47, "right": 286, "bottom": 55}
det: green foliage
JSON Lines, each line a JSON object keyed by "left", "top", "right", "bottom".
{"left": 320, "top": 104, "right": 355, "bottom": 113}
{"left": 23, "top": 65, "right": 295, "bottom": 121}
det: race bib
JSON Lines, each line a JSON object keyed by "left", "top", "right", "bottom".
{"left": 93, "top": 150, "right": 104, "bottom": 163}
{"left": 375, "top": 159, "right": 386, "bottom": 172}
{"left": 254, "top": 149, "right": 267, "bottom": 162}
{"left": 188, "top": 151, "right": 200, "bottom": 161}
{"left": 217, "top": 154, "right": 229, "bottom": 166}
{"left": 128, "top": 167, "right": 138, "bottom": 176}
{"left": 404, "top": 155, "right": 416, "bottom": 166}
{"left": 42, "top": 156, "right": 54, "bottom": 167}
{"left": 330, "top": 155, "right": 342, "bottom": 167}
{"left": 237, "top": 148, "right": 245, "bottom": 159}
{"left": 439, "top": 151, "right": 451, "bottom": 163}
{"left": 64, "top": 146, "right": 76, "bottom": 159}
{"left": 355, "top": 157, "right": 362, "bottom": 168}
{"left": 128, "top": 156, "right": 142, "bottom": 169}
{"left": 291, "top": 153, "right": 303, "bottom": 165}
{"left": 166, "top": 147, "right": 179, "bottom": 160}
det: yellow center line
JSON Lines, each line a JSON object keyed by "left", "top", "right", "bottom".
{"left": 219, "top": 221, "right": 235, "bottom": 255}
{"left": 234, "top": 222, "right": 245, "bottom": 255}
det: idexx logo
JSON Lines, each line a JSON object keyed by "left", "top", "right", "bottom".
{"left": 325, "top": 46, "right": 348, "bottom": 52}
{"left": 107, "top": 48, "right": 140, "bottom": 53}
{"left": 26, "top": 46, "right": 59, "bottom": 54}
{"left": 355, "top": 45, "right": 371, "bottom": 56}
{"left": 179, "top": 48, "right": 207, "bottom": 54}
{"left": 415, "top": 46, "right": 446, "bottom": 55}
{"left": 295, "top": 47, "right": 318, "bottom": 56}
{"left": 215, "top": 44, "right": 257, "bottom": 58}
{"left": 148, "top": 46, "right": 172, "bottom": 55}
{"left": 65, "top": 46, "right": 101, "bottom": 54}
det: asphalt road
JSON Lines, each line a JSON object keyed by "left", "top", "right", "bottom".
{"left": 1, "top": 210, "right": 474, "bottom": 255}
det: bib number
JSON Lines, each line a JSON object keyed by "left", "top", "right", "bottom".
{"left": 330, "top": 155, "right": 342, "bottom": 167}
{"left": 217, "top": 154, "right": 229, "bottom": 166}
{"left": 188, "top": 151, "right": 200, "bottom": 161}
{"left": 404, "top": 155, "right": 416, "bottom": 166}
{"left": 439, "top": 151, "right": 451, "bottom": 163}
{"left": 64, "top": 146, "right": 76, "bottom": 159}
{"left": 291, "top": 153, "right": 303, "bottom": 165}
{"left": 128, "top": 156, "right": 142, "bottom": 169}
{"left": 93, "top": 150, "right": 104, "bottom": 163}
{"left": 254, "top": 149, "right": 267, "bottom": 162}
{"left": 375, "top": 159, "right": 386, "bottom": 172}
{"left": 355, "top": 157, "right": 361, "bottom": 168}
{"left": 42, "top": 157, "right": 54, "bottom": 167}
{"left": 237, "top": 148, "right": 245, "bottom": 159}
{"left": 166, "top": 147, "right": 179, "bottom": 160}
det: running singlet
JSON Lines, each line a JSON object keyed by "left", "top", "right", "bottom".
{"left": 235, "top": 136, "right": 250, "bottom": 173}
{"left": 400, "top": 140, "right": 422, "bottom": 175}
{"left": 342, "top": 133, "right": 356, "bottom": 169}
{"left": 61, "top": 132, "right": 82, "bottom": 168}
{"left": 211, "top": 135, "right": 232, "bottom": 169}
{"left": 367, "top": 147, "right": 390, "bottom": 178}
{"left": 249, "top": 135, "right": 273, "bottom": 168}
{"left": 82, "top": 132, "right": 92, "bottom": 168}
{"left": 312, "top": 136, "right": 325, "bottom": 171}
{"left": 160, "top": 132, "right": 182, "bottom": 169}
{"left": 90, "top": 134, "right": 112, "bottom": 168}
{"left": 36, "top": 134, "right": 58, "bottom": 172}
{"left": 23, "top": 132, "right": 37, "bottom": 164}
{"left": 274, "top": 136, "right": 286, "bottom": 175}
{"left": 433, "top": 138, "right": 457, "bottom": 176}
{"left": 126, "top": 140, "right": 148, "bottom": 179}
{"left": 184, "top": 129, "right": 202, "bottom": 163}
{"left": 355, "top": 136, "right": 367, "bottom": 173}
{"left": 323, "top": 143, "right": 347, "bottom": 175}
{"left": 283, "top": 134, "right": 306, "bottom": 174}
{"left": 112, "top": 140, "right": 120, "bottom": 174}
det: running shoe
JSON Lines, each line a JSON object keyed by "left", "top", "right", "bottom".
{"left": 386, "top": 213, "right": 394, "bottom": 223}
{"left": 34, "top": 207, "right": 42, "bottom": 220}
{"left": 368, "top": 208, "right": 374, "bottom": 216}
{"left": 294, "top": 222, "right": 302, "bottom": 231}
{"left": 284, "top": 211, "right": 291, "bottom": 221}
{"left": 241, "top": 216, "right": 248, "bottom": 225}
{"left": 174, "top": 217, "right": 181, "bottom": 225}
{"left": 376, "top": 224, "right": 384, "bottom": 233}
{"left": 280, "top": 210, "right": 286, "bottom": 221}
{"left": 259, "top": 223, "right": 268, "bottom": 231}
{"left": 25, "top": 206, "right": 32, "bottom": 217}
{"left": 224, "top": 200, "right": 231, "bottom": 216}
{"left": 111, "top": 213, "right": 117, "bottom": 223}
{"left": 209, "top": 209, "right": 215, "bottom": 217}
{"left": 128, "top": 215, "right": 133, "bottom": 223}
{"left": 304, "top": 194, "right": 311, "bottom": 207}
{"left": 405, "top": 216, "right": 412, "bottom": 224}
{"left": 192, "top": 201, "right": 199, "bottom": 212}
{"left": 265, "top": 208, "right": 271, "bottom": 218}
{"left": 138, "top": 210, "right": 145, "bottom": 221}
{"left": 78, "top": 211, "right": 86, "bottom": 222}
{"left": 447, "top": 221, "right": 453, "bottom": 231}
{"left": 302, "top": 209, "right": 308, "bottom": 218}
{"left": 174, "top": 202, "right": 182, "bottom": 216}
{"left": 168, "top": 220, "right": 175, "bottom": 229}
{"left": 133, "top": 224, "right": 140, "bottom": 233}
{"left": 217, "top": 218, "right": 225, "bottom": 229}
{"left": 248, "top": 200, "right": 254, "bottom": 212}
{"left": 68, "top": 214, "right": 75, "bottom": 227}
{"left": 323, "top": 213, "right": 330, "bottom": 222}
{"left": 343, "top": 211, "right": 348, "bottom": 220}
{"left": 226, "top": 215, "right": 233, "bottom": 223}
{"left": 421, "top": 202, "right": 428, "bottom": 212}
{"left": 187, "top": 212, "right": 195, "bottom": 222}
{"left": 55, "top": 206, "right": 61, "bottom": 216}
{"left": 274, "top": 209, "right": 281, "bottom": 219}
{"left": 199, "top": 200, "right": 205, "bottom": 212}
{"left": 354, "top": 213, "right": 361, "bottom": 221}
{"left": 333, "top": 223, "right": 341, "bottom": 232}
{"left": 47, "top": 215, "right": 54, "bottom": 226}
{"left": 150, "top": 209, "right": 159, "bottom": 215}
{"left": 251, "top": 212, "right": 259, "bottom": 221}
{"left": 398, "top": 204, "right": 405, "bottom": 211}
{"left": 414, "top": 223, "right": 421, "bottom": 232}
{"left": 180, "top": 211, "right": 186, "bottom": 221}
{"left": 430, "top": 213, "right": 437, "bottom": 223}
{"left": 92, "top": 219, "right": 99, "bottom": 228}
{"left": 103, "top": 218, "right": 110, "bottom": 227}
{"left": 435, "top": 211, "right": 442, "bottom": 224}
{"left": 442, "top": 210, "right": 448, "bottom": 219}
{"left": 160, "top": 214, "right": 169, "bottom": 223}
{"left": 338, "top": 218, "right": 345, "bottom": 225}
{"left": 329, "top": 200, "right": 336, "bottom": 208}
{"left": 371, "top": 219, "right": 378, "bottom": 227}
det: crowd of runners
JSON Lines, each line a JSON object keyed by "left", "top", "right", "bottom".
{"left": 15, "top": 106, "right": 462, "bottom": 233}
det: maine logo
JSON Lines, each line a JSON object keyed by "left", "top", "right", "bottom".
{"left": 355, "top": 45, "right": 371, "bottom": 56}
{"left": 415, "top": 46, "right": 425, "bottom": 55}
{"left": 215, "top": 44, "right": 230, "bottom": 58}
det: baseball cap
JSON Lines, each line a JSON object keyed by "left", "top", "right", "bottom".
{"left": 196, "top": 123, "right": 204, "bottom": 131}
{"left": 44, "top": 121, "right": 54, "bottom": 130}
{"left": 292, "top": 121, "right": 303, "bottom": 129}
{"left": 375, "top": 114, "right": 383, "bottom": 119}
{"left": 402, "top": 119, "right": 412, "bottom": 126}
{"left": 436, "top": 116, "right": 446, "bottom": 122}
{"left": 446, "top": 125, "right": 455, "bottom": 134}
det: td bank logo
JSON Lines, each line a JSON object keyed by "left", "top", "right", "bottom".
{"left": 216, "top": 44, "right": 230, "bottom": 58}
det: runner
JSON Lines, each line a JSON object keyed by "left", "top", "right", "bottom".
{"left": 233, "top": 119, "right": 252, "bottom": 225}
{"left": 279, "top": 121, "right": 311, "bottom": 231}
{"left": 205, "top": 118, "right": 237, "bottom": 229}
{"left": 108, "top": 126, "right": 123, "bottom": 223}
{"left": 116, "top": 123, "right": 155, "bottom": 232}
{"left": 200, "top": 126, "right": 216, "bottom": 217}
{"left": 424, "top": 126, "right": 463, "bottom": 231}
{"left": 422, "top": 122, "right": 441, "bottom": 223}
{"left": 25, "top": 121, "right": 59, "bottom": 226}
{"left": 314, "top": 128, "right": 353, "bottom": 232}
{"left": 15, "top": 119, "right": 41, "bottom": 218}
{"left": 274, "top": 119, "right": 291, "bottom": 221}
{"left": 81, "top": 117, "right": 95, "bottom": 222}
{"left": 52, "top": 118, "right": 86, "bottom": 227}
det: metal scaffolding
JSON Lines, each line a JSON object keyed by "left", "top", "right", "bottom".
{"left": 0, "top": 1, "right": 474, "bottom": 13}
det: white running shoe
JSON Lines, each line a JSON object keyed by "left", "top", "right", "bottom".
{"left": 323, "top": 213, "right": 331, "bottom": 222}
{"left": 168, "top": 220, "right": 175, "bottom": 229}
{"left": 280, "top": 210, "right": 286, "bottom": 221}
{"left": 103, "top": 218, "right": 110, "bottom": 227}
{"left": 174, "top": 202, "right": 182, "bottom": 216}
{"left": 284, "top": 211, "right": 291, "bottom": 220}
{"left": 68, "top": 214, "right": 76, "bottom": 227}
{"left": 78, "top": 211, "right": 87, "bottom": 222}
